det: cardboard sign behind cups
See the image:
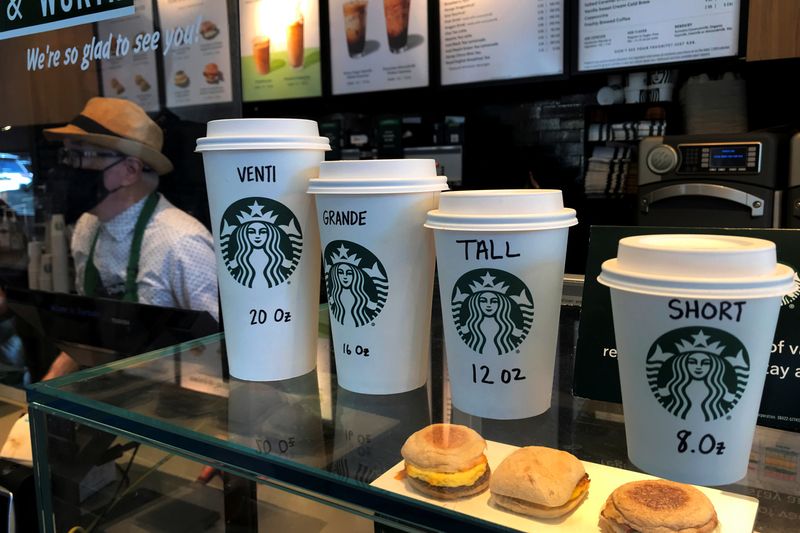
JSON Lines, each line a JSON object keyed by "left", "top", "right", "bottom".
{"left": 574, "top": 226, "right": 800, "bottom": 433}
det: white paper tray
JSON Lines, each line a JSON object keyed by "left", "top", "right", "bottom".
{"left": 371, "top": 440, "right": 758, "bottom": 532}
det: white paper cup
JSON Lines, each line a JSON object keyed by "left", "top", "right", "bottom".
{"left": 598, "top": 234, "right": 795, "bottom": 485}
{"left": 308, "top": 159, "right": 447, "bottom": 394}
{"left": 426, "top": 190, "right": 577, "bottom": 419}
{"left": 196, "top": 119, "right": 330, "bottom": 381}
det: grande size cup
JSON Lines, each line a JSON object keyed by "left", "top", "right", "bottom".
{"left": 426, "top": 190, "right": 577, "bottom": 419}
{"left": 196, "top": 119, "right": 330, "bottom": 381}
{"left": 598, "top": 234, "right": 794, "bottom": 485}
{"left": 308, "top": 159, "right": 447, "bottom": 394}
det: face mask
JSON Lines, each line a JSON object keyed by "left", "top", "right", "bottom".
{"left": 48, "top": 160, "right": 124, "bottom": 223}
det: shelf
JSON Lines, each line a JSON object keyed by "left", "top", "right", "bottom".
{"left": 26, "top": 307, "right": 800, "bottom": 532}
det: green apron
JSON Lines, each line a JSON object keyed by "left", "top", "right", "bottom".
{"left": 83, "top": 192, "right": 160, "bottom": 302}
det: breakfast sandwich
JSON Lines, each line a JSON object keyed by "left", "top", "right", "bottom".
{"left": 490, "top": 446, "right": 590, "bottom": 518}
{"left": 400, "top": 424, "right": 489, "bottom": 500}
{"left": 203, "top": 63, "right": 222, "bottom": 84}
{"left": 110, "top": 78, "right": 125, "bottom": 95}
{"left": 134, "top": 74, "right": 150, "bottom": 92}
{"left": 200, "top": 20, "right": 219, "bottom": 40}
{"left": 600, "top": 479, "right": 718, "bottom": 533}
{"left": 174, "top": 70, "right": 189, "bottom": 88}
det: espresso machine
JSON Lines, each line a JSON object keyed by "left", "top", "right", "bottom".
{"left": 784, "top": 133, "right": 800, "bottom": 228}
{"left": 637, "top": 133, "right": 787, "bottom": 228}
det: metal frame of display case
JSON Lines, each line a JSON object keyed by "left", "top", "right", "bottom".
{"left": 25, "top": 307, "right": 800, "bottom": 533}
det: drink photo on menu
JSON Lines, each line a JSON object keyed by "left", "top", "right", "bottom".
{"left": 343, "top": 0, "right": 378, "bottom": 57}
{"left": 240, "top": 0, "right": 323, "bottom": 101}
{"left": 330, "top": 0, "right": 429, "bottom": 94}
{"left": 384, "top": 0, "right": 424, "bottom": 53}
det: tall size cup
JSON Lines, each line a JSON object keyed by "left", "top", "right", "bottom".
{"left": 425, "top": 191, "right": 577, "bottom": 419}
{"left": 196, "top": 119, "right": 330, "bottom": 381}
{"left": 598, "top": 234, "right": 794, "bottom": 485}
{"left": 308, "top": 160, "right": 447, "bottom": 394}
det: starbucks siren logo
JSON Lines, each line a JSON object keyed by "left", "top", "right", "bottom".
{"left": 646, "top": 327, "right": 749, "bottom": 422}
{"left": 451, "top": 269, "right": 534, "bottom": 355}
{"left": 781, "top": 270, "right": 800, "bottom": 309}
{"left": 220, "top": 197, "right": 302, "bottom": 288}
{"left": 324, "top": 240, "right": 388, "bottom": 327}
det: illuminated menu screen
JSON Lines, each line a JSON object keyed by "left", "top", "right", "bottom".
{"left": 97, "top": 0, "right": 159, "bottom": 111}
{"left": 240, "top": 0, "right": 322, "bottom": 101}
{"left": 439, "top": 0, "right": 563, "bottom": 86}
{"left": 157, "top": 0, "right": 233, "bottom": 107}
{"left": 578, "top": 0, "right": 740, "bottom": 72}
{"left": 329, "top": 0, "right": 429, "bottom": 95}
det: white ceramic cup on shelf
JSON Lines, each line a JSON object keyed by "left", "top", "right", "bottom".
{"left": 625, "top": 71, "right": 648, "bottom": 103}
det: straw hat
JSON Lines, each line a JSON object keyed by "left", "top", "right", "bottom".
{"left": 43, "top": 97, "right": 173, "bottom": 175}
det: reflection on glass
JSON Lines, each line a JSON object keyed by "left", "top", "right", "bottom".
{"left": 332, "top": 385, "right": 429, "bottom": 483}
{"left": 228, "top": 369, "right": 326, "bottom": 468}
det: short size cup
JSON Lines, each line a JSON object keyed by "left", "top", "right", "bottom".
{"left": 196, "top": 119, "right": 330, "bottom": 381}
{"left": 598, "top": 234, "right": 795, "bottom": 485}
{"left": 308, "top": 159, "right": 447, "bottom": 394}
{"left": 426, "top": 190, "right": 577, "bottom": 419}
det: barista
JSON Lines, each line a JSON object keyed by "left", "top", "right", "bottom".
{"left": 42, "top": 97, "right": 218, "bottom": 378}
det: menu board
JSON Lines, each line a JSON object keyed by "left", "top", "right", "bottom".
{"left": 329, "top": 0, "right": 429, "bottom": 95}
{"left": 439, "top": 0, "right": 563, "bottom": 86}
{"left": 97, "top": 0, "right": 159, "bottom": 112}
{"left": 240, "top": 0, "right": 322, "bottom": 102}
{"left": 157, "top": 0, "right": 233, "bottom": 107}
{"left": 578, "top": 0, "right": 741, "bottom": 72}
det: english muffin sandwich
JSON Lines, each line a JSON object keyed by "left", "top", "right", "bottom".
{"left": 203, "top": 63, "right": 222, "bottom": 84}
{"left": 200, "top": 20, "right": 219, "bottom": 40}
{"left": 400, "top": 424, "right": 489, "bottom": 500}
{"left": 110, "top": 78, "right": 125, "bottom": 95}
{"left": 174, "top": 70, "right": 189, "bottom": 88}
{"left": 600, "top": 479, "right": 718, "bottom": 533}
{"left": 490, "top": 446, "right": 589, "bottom": 518}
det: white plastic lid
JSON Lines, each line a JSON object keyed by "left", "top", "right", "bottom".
{"left": 196, "top": 118, "right": 331, "bottom": 151}
{"left": 307, "top": 159, "right": 448, "bottom": 194}
{"left": 598, "top": 234, "right": 795, "bottom": 298}
{"left": 425, "top": 189, "right": 578, "bottom": 231}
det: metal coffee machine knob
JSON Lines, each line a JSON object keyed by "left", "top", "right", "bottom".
{"left": 645, "top": 144, "right": 679, "bottom": 175}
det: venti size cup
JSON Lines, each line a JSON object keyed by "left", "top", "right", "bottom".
{"left": 598, "top": 234, "right": 795, "bottom": 485}
{"left": 308, "top": 159, "right": 447, "bottom": 394}
{"left": 426, "top": 190, "right": 577, "bottom": 419}
{"left": 196, "top": 119, "right": 330, "bottom": 381}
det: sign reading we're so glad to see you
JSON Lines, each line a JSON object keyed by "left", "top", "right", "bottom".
{"left": 1, "top": 0, "right": 134, "bottom": 40}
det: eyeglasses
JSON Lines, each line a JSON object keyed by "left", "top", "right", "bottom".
{"left": 58, "top": 147, "right": 123, "bottom": 168}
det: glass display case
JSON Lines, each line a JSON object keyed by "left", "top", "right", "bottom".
{"left": 26, "top": 306, "right": 800, "bottom": 532}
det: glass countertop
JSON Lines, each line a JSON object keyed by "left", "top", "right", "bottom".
{"left": 27, "top": 307, "right": 800, "bottom": 532}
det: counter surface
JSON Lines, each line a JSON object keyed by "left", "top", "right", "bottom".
{"left": 27, "top": 307, "right": 800, "bottom": 532}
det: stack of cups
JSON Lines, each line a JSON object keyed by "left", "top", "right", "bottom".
{"left": 196, "top": 119, "right": 330, "bottom": 381}
{"left": 598, "top": 234, "right": 794, "bottom": 485}
{"left": 308, "top": 160, "right": 447, "bottom": 394}
{"left": 624, "top": 72, "right": 648, "bottom": 103}
{"left": 425, "top": 190, "right": 577, "bottom": 419}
